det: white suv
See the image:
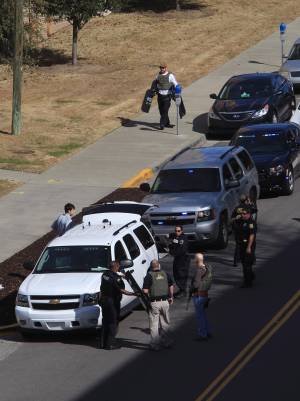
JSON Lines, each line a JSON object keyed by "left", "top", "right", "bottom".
{"left": 15, "top": 202, "right": 157, "bottom": 334}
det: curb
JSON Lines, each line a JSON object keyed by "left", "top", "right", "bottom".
{"left": 0, "top": 323, "right": 18, "bottom": 333}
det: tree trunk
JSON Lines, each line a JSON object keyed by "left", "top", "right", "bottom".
{"left": 72, "top": 22, "right": 78, "bottom": 65}
{"left": 176, "top": 0, "right": 181, "bottom": 11}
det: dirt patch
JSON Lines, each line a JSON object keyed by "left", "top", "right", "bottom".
{"left": 0, "top": 179, "right": 21, "bottom": 198}
{"left": 0, "top": 188, "right": 146, "bottom": 326}
{"left": 0, "top": 0, "right": 299, "bottom": 172}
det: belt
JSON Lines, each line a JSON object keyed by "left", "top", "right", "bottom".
{"left": 150, "top": 296, "right": 168, "bottom": 302}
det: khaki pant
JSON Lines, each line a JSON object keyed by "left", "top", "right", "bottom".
{"left": 149, "top": 300, "right": 171, "bottom": 347}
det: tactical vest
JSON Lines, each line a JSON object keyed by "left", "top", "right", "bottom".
{"left": 157, "top": 72, "right": 172, "bottom": 91}
{"left": 194, "top": 264, "right": 213, "bottom": 292}
{"left": 149, "top": 271, "right": 169, "bottom": 298}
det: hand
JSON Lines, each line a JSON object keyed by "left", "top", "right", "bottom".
{"left": 246, "top": 247, "right": 251, "bottom": 254}
{"left": 172, "top": 239, "right": 179, "bottom": 244}
{"left": 168, "top": 297, "right": 174, "bottom": 305}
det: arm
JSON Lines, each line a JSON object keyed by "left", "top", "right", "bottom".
{"left": 246, "top": 233, "right": 255, "bottom": 253}
{"left": 169, "top": 73, "right": 178, "bottom": 88}
{"left": 168, "top": 285, "right": 174, "bottom": 304}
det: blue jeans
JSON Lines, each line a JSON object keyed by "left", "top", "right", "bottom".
{"left": 193, "top": 296, "right": 210, "bottom": 338}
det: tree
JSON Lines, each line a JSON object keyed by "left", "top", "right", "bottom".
{"left": 43, "top": 0, "right": 106, "bottom": 65}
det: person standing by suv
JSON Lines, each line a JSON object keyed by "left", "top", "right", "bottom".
{"left": 235, "top": 206, "right": 257, "bottom": 288}
{"left": 99, "top": 261, "right": 136, "bottom": 350}
{"left": 51, "top": 203, "right": 76, "bottom": 236}
{"left": 143, "top": 259, "right": 174, "bottom": 351}
{"left": 169, "top": 226, "right": 190, "bottom": 298}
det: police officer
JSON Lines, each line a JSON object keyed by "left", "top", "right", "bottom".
{"left": 232, "top": 194, "right": 258, "bottom": 266}
{"left": 169, "top": 225, "right": 190, "bottom": 298}
{"left": 235, "top": 206, "right": 257, "bottom": 288}
{"left": 99, "top": 261, "right": 136, "bottom": 350}
{"left": 152, "top": 62, "right": 178, "bottom": 130}
{"left": 143, "top": 259, "right": 174, "bottom": 351}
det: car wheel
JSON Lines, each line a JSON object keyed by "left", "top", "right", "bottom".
{"left": 282, "top": 167, "right": 294, "bottom": 195}
{"left": 20, "top": 329, "right": 36, "bottom": 340}
{"left": 215, "top": 215, "right": 228, "bottom": 249}
{"left": 249, "top": 188, "right": 257, "bottom": 204}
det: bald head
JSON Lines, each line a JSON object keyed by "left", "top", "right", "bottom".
{"left": 195, "top": 253, "right": 204, "bottom": 267}
{"left": 150, "top": 259, "right": 160, "bottom": 271}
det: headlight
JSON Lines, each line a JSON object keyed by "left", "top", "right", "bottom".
{"left": 208, "top": 107, "right": 221, "bottom": 120}
{"left": 197, "top": 209, "right": 215, "bottom": 222}
{"left": 269, "top": 165, "right": 284, "bottom": 175}
{"left": 83, "top": 293, "right": 99, "bottom": 306}
{"left": 252, "top": 104, "right": 269, "bottom": 119}
{"left": 16, "top": 294, "right": 29, "bottom": 308}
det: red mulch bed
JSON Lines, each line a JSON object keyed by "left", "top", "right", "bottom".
{"left": 0, "top": 188, "right": 145, "bottom": 326}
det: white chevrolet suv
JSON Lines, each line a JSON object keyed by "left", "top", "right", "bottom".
{"left": 15, "top": 202, "right": 157, "bottom": 335}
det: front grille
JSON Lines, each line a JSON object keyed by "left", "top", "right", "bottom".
{"left": 290, "top": 71, "right": 300, "bottom": 77}
{"left": 31, "top": 302, "right": 80, "bottom": 310}
{"left": 30, "top": 295, "right": 80, "bottom": 300}
{"left": 219, "top": 111, "right": 254, "bottom": 121}
{"left": 150, "top": 212, "right": 195, "bottom": 217}
{"left": 151, "top": 218, "right": 194, "bottom": 226}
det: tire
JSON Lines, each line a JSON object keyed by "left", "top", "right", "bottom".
{"left": 282, "top": 167, "right": 294, "bottom": 195}
{"left": 215, "top": 214, "right": 228, "bottom": 249}
{"left": 20, "top": 329, "right": 36, "bottom": 340}
{"left": 249, "top": 187, "right": 257, "bottom": 204}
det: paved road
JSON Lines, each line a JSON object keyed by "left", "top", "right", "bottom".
{"left": 1, "top": 140, "right": 300, "bottom": 401}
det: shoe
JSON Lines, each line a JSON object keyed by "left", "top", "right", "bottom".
{"left": 104, "top": 344, "right": 122, "bottom": 350}
{"left": 165, "top": 123, "right": 174, "bottom": 128}
{"left": 194, "top": 336, "right": 208, "bottom": 342}
{"left": 159, "top": 126, "right": 164, "bottom": 130}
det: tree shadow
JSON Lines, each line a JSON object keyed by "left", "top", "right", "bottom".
{"left": 248, "top": 60, "right": 280, "bottom": 69}
{"left": 119, "top": 0, "right": 207, "bottom": 12}
{"left": 28, "top": 47, "right": 72, "bottom": 67}
{"left": 0, "top": 129, "right": 11, "bottom": 135}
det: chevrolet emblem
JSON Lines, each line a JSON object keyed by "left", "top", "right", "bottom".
{"left": 49, "top": 299, "right": 60, "bottom": 304}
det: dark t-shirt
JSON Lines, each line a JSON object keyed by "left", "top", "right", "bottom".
{"left": 143, "top": 270, "right": 174, "bottom": 290}
{"left": 237, "top": 218, "right": 257, "bottom": 242}
{"left": 100, "top": 270, "right": 125, "bottom": 299}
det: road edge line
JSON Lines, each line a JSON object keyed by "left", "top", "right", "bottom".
{"left": 121, "top": 167, "right": 154, "bottom": 188}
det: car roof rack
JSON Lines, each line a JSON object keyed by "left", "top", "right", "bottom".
{"left": 220, "top": 146, "right": 238, "bottom": 159}
{"left": 113, "top": 220, "right": 137, "bottom": 236}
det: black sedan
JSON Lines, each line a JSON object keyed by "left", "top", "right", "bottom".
{"left": 208, "top": 73, "right": 295, "bottom": 136}
{"left": 230, "top": 123, "right": 300, "bottom": 195}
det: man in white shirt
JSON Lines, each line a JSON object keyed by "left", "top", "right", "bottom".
{"left": 51, "top": 203, "right": 76, "bottom": 236}
{"left": 153, "top": 62, "right": 178, "bottom": 130}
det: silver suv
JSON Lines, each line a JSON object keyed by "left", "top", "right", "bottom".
{"left": 141, "top": 146, "right": 260, "bottom": 249}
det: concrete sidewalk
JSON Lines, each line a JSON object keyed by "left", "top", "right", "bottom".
{"left": 0, "top": 18, "right": 300, "bottom": 264}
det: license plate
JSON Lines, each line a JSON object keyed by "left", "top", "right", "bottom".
{"left": 46, "top": 322, "right": 65, "bottom": 330}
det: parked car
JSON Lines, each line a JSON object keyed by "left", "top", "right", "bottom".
{"left": 230, "top": 123, "right": 300, "bottom": 195}
{"left": 280, "top": 37, "right": 300, "bottom": 88}
{"left": 140, "top": 146, "right": 260, "bottom": 249}
{"left": 15, "top": 202, "right": 157, "bottom": 335}
{"left": 208, "top": 72, "right": 295, "bottom": 136}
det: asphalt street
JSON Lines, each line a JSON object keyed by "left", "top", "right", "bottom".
{"left": 1, "top": 134, "right": 300, "bottom": 401}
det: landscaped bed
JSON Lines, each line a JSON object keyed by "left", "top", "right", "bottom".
{"left": 0, "top": 188, "right": 145, "bottom": 326}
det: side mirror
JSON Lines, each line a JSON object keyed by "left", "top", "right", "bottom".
{"left": 225, "top": 179, "right": 240, "bottom": 189}
{"left": 23, "top": 260, "right": 34, "bottom": 271}
{"left": 139, "top": 182, "right": 150, "bottom": 193}
{"left": 120, "top": 259, "right": 134, "bottom": 269}
{"left": 209, "top": 93, "right": 217, "bottom": 100}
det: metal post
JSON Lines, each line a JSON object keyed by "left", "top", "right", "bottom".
{"left": 12, "top": 0, "right": 24, "bottom": 136}
{"left": 281, "top": 34, "right": 285, "bottom": 65}
{"left": 176, "top": 104, "right": 179, "bottom": 136}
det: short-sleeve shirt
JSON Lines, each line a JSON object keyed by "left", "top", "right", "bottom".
{"left": 237, "top": 219, "right": 257, "bottom": 242}
{"left": 51, "top": 214, "right": 72, "bottom": 236}
{"left": 100, "top": 270, "right": 125, "bottom": 300}
{"left": 143, "top": 270, "right": 174, "bottom": 290}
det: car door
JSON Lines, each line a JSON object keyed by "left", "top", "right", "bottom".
{"left": 112, "top": 239, "right": 134, "bottom": 308}
{"left": 235, "top": 149, "right": 258, "bottom": 199}
{"left": 122, "top": 233, "right": 145, "bottom": 288}
{"left": 228, "top": 156, "right": 248, "bottom": 197}
{"left": 287, "top": 128, "right": 300, "bottom": 176}
{"left": 221, "top": 163, "right": 238, "bottom": 216}
{"left": 132, "top": 224, "right": 158, "bottom": 272}
{"left": 272, "top": 76, "right": 287, "bottom": 120}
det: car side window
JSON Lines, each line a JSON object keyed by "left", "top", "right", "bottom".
{"left": 236, "top": 150, "right": 254, "bottom": 171}
{"left": 114, "top": 240, "right": 127, "bottom": 262}
{"left": 123, "top": 234, "right": 141, "bottom": 260}
{"left": 222, "top": 164, "right": 233, "bottom": 186}
{"left": 133, "top": 225, "right": 154, "bottom": 250}
{"left": 275, "top": 75, "right": 285, "bottom": 91}
{"left": 228, "top": 157, "right": 244, "bottom": 179}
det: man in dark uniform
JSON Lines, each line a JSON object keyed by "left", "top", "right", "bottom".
{"left": 169, "top": 225, "right": 190, "bottom": 297}
{"left": 232, "top": 194, "right": 258, "bottom": 266}
{"left": 99, "top": 261, "right": 136, "bottom": 350}
{"left": 152, "top": 63, "right": 178, "bottom": 130}
{"left": 235, "top": 206, "right": 257, "bottom": 288}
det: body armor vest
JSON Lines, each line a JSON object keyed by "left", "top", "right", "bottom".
{"left": 157, "top": 72, "right": 172, "bottom": 91}
{"left": 149, "top": 271, "right": 169, "bottom": 298}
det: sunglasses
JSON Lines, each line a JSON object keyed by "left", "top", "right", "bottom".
{"left": 175, "top": 229, "right": 182, "bottom": 232}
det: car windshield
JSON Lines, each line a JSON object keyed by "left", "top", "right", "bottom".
{"left": 34, "top": 246, "right": 110, "bottom": 274}
{"left": 151, "top": 168, "right": 221, "bottom": 193}
{"left": 288, "top": 44, "right": 300, "bottom": 60}
{"left": 234, "top": 131, "right": 288, "bottom": 153}
{"left": 219, "top": 78, "right": 272, "bottom": 100}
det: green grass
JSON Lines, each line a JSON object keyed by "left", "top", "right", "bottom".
{"left": 0, "top": 158, "right": 35, "bottom": 165}
{"left": 48, "top": 142, "right": 83, "bottom": 158}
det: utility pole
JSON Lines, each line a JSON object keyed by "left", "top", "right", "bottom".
{"left": 12, "top": 0, "right": 24, "bottom": 136}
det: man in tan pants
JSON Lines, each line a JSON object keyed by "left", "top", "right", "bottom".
{"left": 143, "top": 259, "right": 174, "bottom": 351}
